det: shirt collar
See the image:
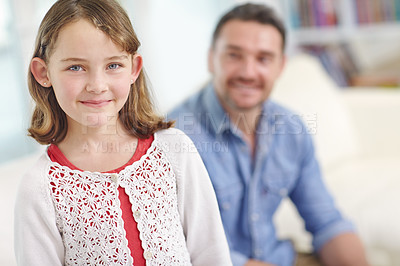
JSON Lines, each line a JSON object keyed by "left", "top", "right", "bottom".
{"left": 202, "top": 83, "right": 231, "bottom": 136}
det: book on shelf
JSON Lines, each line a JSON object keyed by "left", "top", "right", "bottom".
{"left": 289, "top": 0, "right": 400, "bottom": 29}
{"left": 354, "top": 0, "right": 400, "bottom": 24}
{"left": 301, "top": 43, "right": 359, "bottom": 87}
{"left": 289, "top": 0, "right": 338, "bottom": 28}
{"left": 301, "top": 43, "right": 400, "bottom": 88}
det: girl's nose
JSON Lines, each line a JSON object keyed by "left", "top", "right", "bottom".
{"left": 86, "top": 72, "right": 108, "bottom": 94}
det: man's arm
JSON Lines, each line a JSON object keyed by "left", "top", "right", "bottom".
{"left": 288, "top": 124, "right": 368, "bottom": 266}
{"left": 319, "top": 232, "right": 369, "bottom": 266}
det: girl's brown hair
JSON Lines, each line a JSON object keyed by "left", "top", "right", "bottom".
{"left": 28, "top": 0, "right": 173, "bottom": 144}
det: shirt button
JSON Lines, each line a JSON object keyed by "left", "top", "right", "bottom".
{"left": 143, "top": 250, "right": 152, "bottom": 260}
{"left": 254, "top": 249, "right": 262, "bottom": 257}
{"left": 251, "top": 213, "right": 259, "bottom": 222}
{"left": 133, "top": 210, "right": 141, "bottom": 220}
{"left": 110, "top": 173, "right": 119, "bottom": 184}
{"left": 279, "top": 188, "right": 288, "bottom": 197}
{"left": 222, "top": 202, "right": 231, "bottom": 210}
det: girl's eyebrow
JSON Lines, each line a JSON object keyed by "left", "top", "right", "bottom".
{"left": 60, "top": 57, "right": 87, "bottom": 63}
{"left": 60, "top": 55, "right": 129, "bottom": 62}
{"left": 107, "top": 55, "right": 129, "bottom": 61}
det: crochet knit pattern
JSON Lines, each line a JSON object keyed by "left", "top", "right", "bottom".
{"left": 48, "top": 143, "right": 191, "bottom": 265}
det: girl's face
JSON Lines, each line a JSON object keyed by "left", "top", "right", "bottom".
{"left": 32, "top": 19, "right": 142, "bottom": 131}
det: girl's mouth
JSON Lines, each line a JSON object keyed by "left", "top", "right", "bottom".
{"left": 80, "top": 100, "right": 111, "bottom": 108}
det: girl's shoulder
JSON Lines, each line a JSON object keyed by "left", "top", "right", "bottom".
{"left": 153, "top": 128, "right": 204, "bottom": 176}
{"left": 154, "top": 127, "right": 187, "bottom": 140}
{"left": 154, "top": 128, "right": 197, "bottom": 154}
{"left": 154, "top": 127, "right": 194, "bottom": 144}
{"left": 16, "top": 151, "right": 55, "bottom": 214}
{"left": 20, "top": 152, "right": 52, "bottom": 184}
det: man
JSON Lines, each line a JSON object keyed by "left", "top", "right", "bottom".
{"left": 168, "top": 3, "right": 368, "bottom": 266}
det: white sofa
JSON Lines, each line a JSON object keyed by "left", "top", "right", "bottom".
{"left": 271, "top": 53, "right": 400, "bottom": 266}
{"left": 1, "top": 54, "right": 399, "bottom": 266}
{"left": 0, "top": 149, "right": 43, "bottom": 266}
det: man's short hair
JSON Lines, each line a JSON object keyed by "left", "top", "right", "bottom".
{"left": 211, "top": 3, "right": 286, "bottom": 50}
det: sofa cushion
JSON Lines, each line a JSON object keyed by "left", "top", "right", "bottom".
{"left": 271, "top": 53, "right": 359, "bottom": 171}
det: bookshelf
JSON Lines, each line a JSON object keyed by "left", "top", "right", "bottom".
{"left": 282, "top": 0, "right": 400, "bottom": 45}
{"left": 277, "top": 0, "right": 400, "bottom": 87}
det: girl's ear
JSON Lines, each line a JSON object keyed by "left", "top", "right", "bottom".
{"left": 130, "top": 54, "right": 143, "bottom": 83}
{"left": 31, "top": 57, "right": 51, "bottom": 87}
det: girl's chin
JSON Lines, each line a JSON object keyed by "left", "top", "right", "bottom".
{"left": 83, "top": 115, "right": 109, "bottom": 127}
{"left": 69, "top": 113, "right": 120, "bottom": 131}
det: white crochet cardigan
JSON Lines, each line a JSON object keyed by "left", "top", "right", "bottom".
{"left": 14, "top": 128, "right": 232, "bottom": 266}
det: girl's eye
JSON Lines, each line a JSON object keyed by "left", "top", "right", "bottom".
{"left": 108, "top": 63, "right": 121, "bottom": 70}
{"left": 69, "top": 65, "right": 83, "bottom": 71}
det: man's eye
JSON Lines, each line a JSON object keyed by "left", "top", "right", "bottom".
{"left": 259, "top": 55, "right": 274, "bottom": 64}
{"left": 69, "top": 65, "right": 82, "bottom": 71}
{"left": 228, "top": 53, "right": 240, "bottom": 59}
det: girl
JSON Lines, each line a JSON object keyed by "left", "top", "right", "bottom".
{"left": 14, "top": 0, "right": 232, "bottom": 265}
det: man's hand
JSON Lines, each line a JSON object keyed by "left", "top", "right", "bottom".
{"left": 319, "top": 233, "right": 369, "bottom": 266}
{"left": 245, "top": 259, "right": 276, "bottom": 266}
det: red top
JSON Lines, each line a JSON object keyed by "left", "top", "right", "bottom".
{"left": 47, "top": 136, "right": 154, "bottom": 266}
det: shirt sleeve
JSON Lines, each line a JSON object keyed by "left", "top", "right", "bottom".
{"left": 14, "top": 156, "right": 64, "bottom": 266}
{"left": 230, "top": 250, "right": 249, "bottom": 266}
{"left": 290, "top": 132, "right": 355, "bottom": 252}
{"left": 160, "top": 129, "right": 233, "bottom": 266}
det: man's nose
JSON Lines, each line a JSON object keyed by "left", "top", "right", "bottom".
{"left": 239, "top": 58, "right": 258, "bottom": 79}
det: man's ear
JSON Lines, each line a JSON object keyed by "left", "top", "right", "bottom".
{"left": 130, "top": 54, "right": 143, "bottom": 83}
{"left": 31, "top": 57, "right": 51, "bottom": 87}
{"left": 207, "top": 48, "right": 215, "bottom": 74}
{"left": 277, "top": 54, "right": 287, "bottom": 78}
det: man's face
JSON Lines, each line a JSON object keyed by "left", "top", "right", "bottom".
{"left": 209, "top": 19, "right": 285, "bottom": 114}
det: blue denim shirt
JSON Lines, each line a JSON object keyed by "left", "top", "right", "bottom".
{"left": 168, "top": 84, "right": 354, "bottom": 266}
